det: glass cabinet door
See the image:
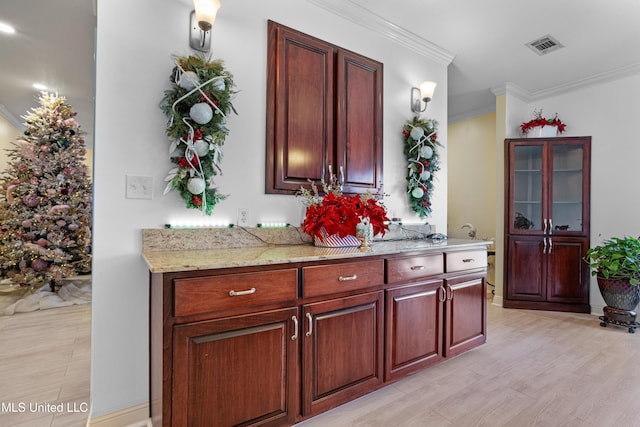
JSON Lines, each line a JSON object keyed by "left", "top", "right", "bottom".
{"left": 551, "top": 144, "right": 584, "bottom": 234}
{"left": 511, "top": 145, "right": 543, "bottom": 232}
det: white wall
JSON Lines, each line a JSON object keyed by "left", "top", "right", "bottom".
{"left": 92, "top": 0, "right": 448, "bottom": 419}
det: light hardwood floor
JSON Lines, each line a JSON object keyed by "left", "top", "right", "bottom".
{"left": 1, "top": 299, "right": 640, "bottom": 427}
{"left": 0, "top": 304, "right": 90, "bottom": 427}
{"left": 299, "top": 299, "right": 640, "bottom": 427}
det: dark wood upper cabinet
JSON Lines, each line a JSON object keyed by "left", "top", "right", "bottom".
{"left": 266, "top": 20, "right": 383, "bottom": 195}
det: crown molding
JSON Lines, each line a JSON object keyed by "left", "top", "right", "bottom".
{"left": 449, "top": 105, "right": 496, "bottom": 124}
{"left": 307, "top": 0, "right": 455, "bottom": 65}
{"left": 0, "top": 104, "right": 25, "bottom": 131}
{"left": 532, "top": 62, "right": 640, "bottom": 99}
{"left": 492, "top": 62, "right": 640, "bottom": 103}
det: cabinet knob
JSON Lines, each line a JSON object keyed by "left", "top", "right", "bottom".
{"left": 338, "top": 274, "right": 357, "bottom": 282}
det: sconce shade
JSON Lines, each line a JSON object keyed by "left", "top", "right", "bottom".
{"left": 411, "top": 80, "right": 437, "bottom": 113}
{"left": 194, "top": 0, "right": 221, "bottom": 31}
{"left": 419, "top": 81, "right": 437, "bottom": 101}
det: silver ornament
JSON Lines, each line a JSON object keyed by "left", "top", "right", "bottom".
{"left": 187, "top": 177, "right": 206, "bottom": 194}
{"left": 189, "top": 103, "right": 213, "bottom": 125}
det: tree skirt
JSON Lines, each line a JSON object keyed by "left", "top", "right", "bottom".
{"left": 0, "top": 275, "right": 91, "bottom": 316}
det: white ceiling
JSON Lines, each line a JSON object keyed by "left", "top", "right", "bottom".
{"left": 1, "top": 0, "right": 639, "bottom": 145}
{"left": 0, "top": 0, "right": 95, "bottom": 142}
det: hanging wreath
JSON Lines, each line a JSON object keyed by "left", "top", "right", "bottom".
{"left": 402, "top": 116, "right": 441, "bottom": 218}
{"left": 159, "top": 55, "right": 237, "bottom": 215}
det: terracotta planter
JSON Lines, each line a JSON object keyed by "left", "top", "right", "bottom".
{"left": 597, "top": 276, "right": 640, "bottom": 311}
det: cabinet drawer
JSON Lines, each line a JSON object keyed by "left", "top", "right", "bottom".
{"left": 302, "top": 260, "right": 384, "bottom": 298}
{"left": 385, "top": 254, "right": 443, "bottom": 284}
{"left": 445, "top": 250, "right": 487, "bottom": 273}
{"left": 174, "top": 268, "right": 298, "bottom": 317}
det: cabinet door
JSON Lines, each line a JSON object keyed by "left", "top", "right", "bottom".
{"left": 385, "top": 280, "right": 444, "bottom": 382}
{"left": 546, "top": 236, "right": 590, "bottom": 305}
{"left": 266, "top": 21, "right": 335, "bottom": 194}
{"left": 173, "top": 308, "right": 298, "bottom": 427}
{"left": 549, "top": 141, "right": 590, "bottom": 235}
{"left": 302, "top": 291, "right": 383, "bottom": 417}
{"left": 444, "top": 275, "right": 486, "bottom": 358}
{"left": 505, "top": 236, "right": 546, "bottom": 301}
{"left": 507, "top": 141, "right": 546, "bottom": 234}
{"left": 335, "top": 49, "right": 383, "bottom": 195}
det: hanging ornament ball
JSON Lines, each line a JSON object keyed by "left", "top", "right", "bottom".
{"left": 31, "top": 258, "right": 49, "bottom": 272}
{"left": 420, "top": 146, "right": 433, "bottom": 159}
{"left": 187, "top": 177, "right": 206, "bottom": 194}
{"left": 23, "top": 194, "right": 40, "bottom": 207}
{"left": 212, "top": 77, "right": 226, "bottom": 91}
{"left": 190, "top": 103, "right": 213, "bottom": 125}
{"left": 426, "top": 121, "right": 434, "bottom": 131}
{"left": 420, "top": 170, "right": 431, "bottom": 181}
{"left": 178, "top": 71, "right": 199, "bottom": 90}
{"left": 410, "top": 127, "right": 425, "bottom": 141}
{"left": 193, "top": 139, "right": 210, "bottom": 157}
{"left": 36, "top": 238, "right": 48, "bottom": 247}
{"left": 411, "top": 187, "right": 425, "bottom": 199}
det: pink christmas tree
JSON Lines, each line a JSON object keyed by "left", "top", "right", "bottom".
{"left": 0, "top": 93, "right": 92, "bottom": 288}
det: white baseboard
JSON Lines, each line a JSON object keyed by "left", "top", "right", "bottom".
{"left": 86, "top": 403, "right": 150, "bottom": 427}
{"left": 492, "top": 295, "right": 503, "bottom": 307}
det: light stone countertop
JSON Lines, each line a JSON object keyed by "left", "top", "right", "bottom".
{"left": 142, "top": 237, "right": 490, "bottom": 273}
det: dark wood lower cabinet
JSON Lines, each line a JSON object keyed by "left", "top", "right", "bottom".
{"left": 302, "top": 291, "right": 383, "bottom": 416}
{"left": 150, "top": 247, "right": 488, "bottom": 426}
{"left": 504, "top": 235, "right": 590, "bottom": 312}
{"left": 444, "top": 274, "right": 487, "bottom": 357}
{"left": 172, "top": 308, "right": 298, "bottom": 427}
{"left": 385, "top": 280, "right": 444, "bottom": 381}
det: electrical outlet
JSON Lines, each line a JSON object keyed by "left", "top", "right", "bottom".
{"left": 126, "top": 175, "right": 153, "bottom": 199}
{"left": 237, "top": 208, "right": 250, "bottom": 226}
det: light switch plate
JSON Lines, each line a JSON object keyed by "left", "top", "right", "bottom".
{"left": 126, "top": 175, "right": 153, "bottom": 199}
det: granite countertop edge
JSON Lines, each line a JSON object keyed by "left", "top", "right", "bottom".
{"left": 143, "top": 238, "right": 491, "bottom": 274}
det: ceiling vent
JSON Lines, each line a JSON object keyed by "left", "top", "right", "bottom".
{"left": 526, "top": 34, "right": 564, "bottom": 55}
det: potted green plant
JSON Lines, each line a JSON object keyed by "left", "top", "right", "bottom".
{"left": 585, "top": 236, "right": 640, "bottom": 332}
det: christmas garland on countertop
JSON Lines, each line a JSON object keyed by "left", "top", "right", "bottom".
{"left": 160, "top": 55, "right": 237, "bottom": 215}
{"left": 402, "top": 116, "right": 441, "bottom": 218}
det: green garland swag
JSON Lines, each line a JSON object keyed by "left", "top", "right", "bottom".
{"left": 402, "top": 116, "right": 441, "bottom": 218}
{"left": 159, "top": 55, "right": 237, "bottom": 215}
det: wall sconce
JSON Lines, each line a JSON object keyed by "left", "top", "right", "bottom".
{"left": 190, "top": 0, "right": 221, "bottom": 53}
{"left": 410, "top": 81, "right": 437, "bottom": 113}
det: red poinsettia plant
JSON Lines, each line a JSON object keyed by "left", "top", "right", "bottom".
{"left": 299, "top": 178, "right": 389, "bottom": 241}
{"left": 520, "top": 109, "right": 566, "bottom": 134}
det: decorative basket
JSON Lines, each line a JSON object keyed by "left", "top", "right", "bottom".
{"left": 313, "top": 228, "right": 361, "bottom": 248}
{"left": 527, "top": 125, "right": 558, "bottom": 138}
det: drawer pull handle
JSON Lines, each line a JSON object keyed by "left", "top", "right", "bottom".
{"left": 291, "top": 316, "right": 298, "bottom": 341}
{"left": 338, "top": 274, "right": 357, "bottom": 282}
{"left": 462, "top": 258, "right": 475, "bottom": 263}
{"left": 228, "top": 287, "right": 256, "bottom": 297}
{"left": 410, "top": 265, "right": 425, "bottom": 271}
{"left": 306, "top": 313, "right": 313, "bottom": 337}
